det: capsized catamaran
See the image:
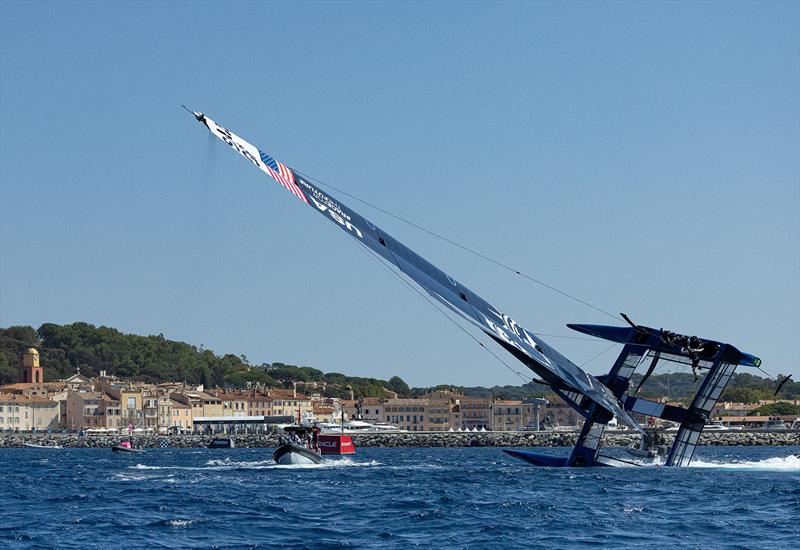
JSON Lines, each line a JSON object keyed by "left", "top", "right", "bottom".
{"left": 186, "top": 109, "right": 761, "bottom": 467}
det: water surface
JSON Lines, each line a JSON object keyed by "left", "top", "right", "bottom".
{"left": 1, "top": 446, "right": 797, "bottom": 549}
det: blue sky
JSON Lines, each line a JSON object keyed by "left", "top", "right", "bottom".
{"left": 1, "top": 1, "right": 797, "bottom": 386}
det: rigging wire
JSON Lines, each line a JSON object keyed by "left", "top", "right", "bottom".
{"left": 341, "top": 232, "right": 538, "bottom": 386}
{"left": 291, "top": 168, "right": 622, "bottom": 323}
{"left": 578, "top": 342, "right": 620, "bottom": 368}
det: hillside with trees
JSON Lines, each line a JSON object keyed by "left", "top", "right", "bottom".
{"left": 0, "top": 323, "right": 796, "bottom": 403}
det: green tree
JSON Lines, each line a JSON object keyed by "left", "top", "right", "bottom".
{"left": 387, "top": 376, "right": 410, "bottom": 396}
{"left": 753, "top": 401, "right": 800, "bottom": 416}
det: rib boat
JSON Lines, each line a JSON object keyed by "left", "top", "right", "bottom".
{"left": 272, "top": 441, "right": 324, "bottom": 465}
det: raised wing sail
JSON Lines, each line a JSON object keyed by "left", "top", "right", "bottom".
{"left": 189, "top": 110, "right": 641, "bottom": 432}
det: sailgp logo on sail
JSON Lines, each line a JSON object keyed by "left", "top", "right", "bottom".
{"left": 213, "top": 123, "right": 261, "bottom": 169}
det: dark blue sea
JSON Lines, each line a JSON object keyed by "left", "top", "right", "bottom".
{"left": 1, "top": 446, "right": 797, "bottom": 549}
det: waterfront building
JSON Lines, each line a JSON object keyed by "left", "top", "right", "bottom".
{"left": 312, "top": 405, "right": 335, "bottom": 423}
{"left": 157, "top": 395, "right": 173, "bottom": 432}
{"left": 268, "top": 389, "right": 312, "bottom": 419}
{"left": 541, "top": 394, "right": 581, "bottom": 427}
{"left": 214, "top": 391, "right": 250, "bottom": 417}
{"left": 170, "top": 390, "right": 224, "bottom": 419}
{"left": 192, "top": 414, "right": 293, "bottom": 434}
{"left": 97, "top": 381, "right": 145, "bottom": 430}
{"left": 247, "top": 393, "right": 273, "bottom": 417}
{"left": 142, "top": 388, "right": 160, "bottom": 430}
{"left": 491, "top": 400, "right": 526, "bottom": 431}
{"left": 383, "top": 398, "right": 428, "bottom": 431}
{"left": 711, "top": 401, "right": 760, "bottom": 418}
{"left": 458, "top": 395, "right": 492, "bottom": 430}
{"left": 341, "top": 398, "right": 385, "bottom": 423}
{"left": 169, "top": 399, "right": 192, "bottom": 432}
{"left": 64, "top": 391, "right": 121, "bottom": 431}
{"left": 0, "top": 392, "right": 60, "bottom": 431}
{"left": 383, "top": 394, "right": 461, "bottom": 431}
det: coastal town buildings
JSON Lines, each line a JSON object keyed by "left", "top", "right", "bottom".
{"left": 64, "top": 391, "right": 121, "bottom": 430}
{"left": 170, "top": 389, "right": 223, "bottom": 419}
{"left": 216, "top": 392, "right": 250, "bottom": 417}
{"left": 0, "top": 392, "right": 60, "bottom": 431}
{"left": 1, "top": 346, "right": 796, "bottom": 433}
{"left": 169, "top": 399, "right": 192, "bottom": 431}
{"left": 248, "top": 393, "right": 273, "bottom": 417}
{"left": 268, "top": 389, "right": 312, "bottom": 419}
{"left": 458, "top": 395, "right": 492, "bottom": 430}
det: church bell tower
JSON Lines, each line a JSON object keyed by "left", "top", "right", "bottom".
{"left": 21, "top": 348, "right": 43, "bottom": 384}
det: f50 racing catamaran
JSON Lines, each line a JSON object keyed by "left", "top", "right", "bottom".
{"left": 186, "top": 109, "right": 761, "bottom": 467}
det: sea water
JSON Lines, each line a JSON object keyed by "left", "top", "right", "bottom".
{"left": 1, "top": 446, "right": 797, "bottom": 549}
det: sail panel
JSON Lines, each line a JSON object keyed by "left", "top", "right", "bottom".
{"left": 192, "top": 112, "right": 639, "bottom": 431}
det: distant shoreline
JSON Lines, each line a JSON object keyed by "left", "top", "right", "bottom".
{"left": 1, "top": 430, "right": 798, "bottom": 449}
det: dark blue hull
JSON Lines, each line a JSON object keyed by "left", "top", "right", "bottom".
{"left": 503, "top": 449, "right": 618, "bottom": 467}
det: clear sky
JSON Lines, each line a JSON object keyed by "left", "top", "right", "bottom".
{"left": 1, "top": 1, "right": 798, "bottom": 387}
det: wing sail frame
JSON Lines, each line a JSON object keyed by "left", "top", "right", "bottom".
{"left": 190, "top": 111, "right": 641, "bottom": 432}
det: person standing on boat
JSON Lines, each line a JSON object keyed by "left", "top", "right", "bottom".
{"left": 311, "top": 424, "right": 320, "bottom": 452}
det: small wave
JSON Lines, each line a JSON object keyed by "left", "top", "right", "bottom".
{"left": 623, "top": 505, "right": 644, "bottom": 513}
{"left": 130, "top": 464, "right": 162, "bottom": 470}
{"left": 688, "top": 454, "right": 800, "bottom": 471}
{"left": 166, "top": 519, "right": 192, "bottom": 528}
{"left": 205, "top": 458, "right": 273, "bottom": 468}
{"left": 203, "top": 457, "right": 381, "bottom": 470}
{"left": 271, "top": 458, "right": 382, "bottom": 469}
{"left": 111, "top": 473, "right": 152, "bottom": 482}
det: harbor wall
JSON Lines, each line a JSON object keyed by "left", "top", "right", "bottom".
{"left": 0, "top": 430, "right": 797, "bottom": 448}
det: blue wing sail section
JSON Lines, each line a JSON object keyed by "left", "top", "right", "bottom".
{"left": 190, "top": 111, "right": 641, "bottom": 432}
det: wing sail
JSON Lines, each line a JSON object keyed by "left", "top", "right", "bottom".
{"left": 190, "top": 111, "right": 640, "bottom": 432}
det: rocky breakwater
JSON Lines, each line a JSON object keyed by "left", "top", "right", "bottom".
{"left": 349, "top": 430, "right": 800, "bottom": 448}
{"left": 0, "top": 433, "right": 280, "bottom": 449}
{"left": 0, "top": 430, "right": 797, "bottom": 449}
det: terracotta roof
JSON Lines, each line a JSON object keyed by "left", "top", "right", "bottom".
{"left": 268, "top": 389, "right": 309, "bottom": 400}
{"left": 216, "top": 394, "right": 249, "bottom": 401}
{"left": 0, "top": 392, "right": 57, "bottom": 405}
{"left": 1, "top": 382, "right": 66, "bottom": 391}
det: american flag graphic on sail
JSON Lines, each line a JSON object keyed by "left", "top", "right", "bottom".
{"left": 259, "top": 151, "right": 308, "bottom": 204}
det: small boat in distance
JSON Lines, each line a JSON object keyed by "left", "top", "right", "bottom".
{"left": 112, "top": 441, "right": 144, "bottom": 454}
{"left": 703, "top": 420, "right": 730, "bottom": 431}
{"left": 208, "top": 437, "right": 235, "bottom": 448}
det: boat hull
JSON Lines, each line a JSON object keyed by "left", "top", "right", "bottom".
{"left": 208, "top": 438, "right": 235, "bottom": 448}
{"left": 318, "top": 434, "right": 355, "bottom": 455}
{"left": 111, "top": 445, "right": 144, "bottom": 454}
{"left": 272, "top": 443, "right": 323, "bottom": 465}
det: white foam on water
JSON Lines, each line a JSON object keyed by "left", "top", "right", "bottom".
{"left": 687, "top": 454, "right": 800, "bottom": 471}
{"left": 269, "top": 457, "right": 382, "bottom": 470}
{"left": 166, "top": 519, "right": 193, "bottom": 528}
{"left": 623, "top": 505, "right": 645, "bottom": 513}
{"left": 123, "top": 456, "right": 384, "bottom": 471}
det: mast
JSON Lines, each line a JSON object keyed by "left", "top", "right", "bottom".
{"left": 187, "top": 110, "right": 641, "bottom": 432}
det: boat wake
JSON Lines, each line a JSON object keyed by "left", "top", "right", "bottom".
{"left": 606, "top": 454, "right": 800, "bottom": 471}
{"left": 205, "top": 457, "right": 381, "bottom": 470}
{"left": 687, "top": 454, "right": 800, "bottom": 471}
{"left": 124, "top": 457, "right": 381, "bottom": 472}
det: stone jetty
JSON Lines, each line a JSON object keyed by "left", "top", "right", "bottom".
{"left": 0, "top": 430, "right": 797, "bottom": 449}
